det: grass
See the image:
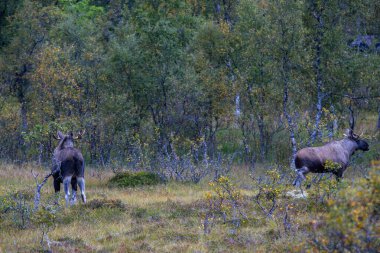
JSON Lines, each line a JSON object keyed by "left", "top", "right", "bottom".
{"left": 0, "top": 161, "right": 378, "bottom": 252}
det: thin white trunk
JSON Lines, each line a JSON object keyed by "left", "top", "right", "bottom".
{"left": 310, "top": 10, "right": 325, "bottom": 145}
{"left": 235, "top": 94, "right": 241, "bottom": 117}
{"left": 282, "top": 55, "right": 297, "bottom": 170}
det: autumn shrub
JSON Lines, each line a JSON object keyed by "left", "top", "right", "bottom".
{"left": 202, "top": 176, "right": 247, "bottom": 234}
{"left": 108, "top": 171, "right": 163, "bottom": 188}
{"left": 306, "top": 175, "right": 341, "bottom": 210}
{"left": 310, "top": 163, "right": 380, "bottom": 252}
{"left": 303, "top": 160, "right": 346, "bottom": 211}
{"left": 253, "top": 169, "right": 285, "bottom": 217}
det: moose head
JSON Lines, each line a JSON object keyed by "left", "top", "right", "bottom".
{"left": 54, "top": 130, "right": 85, "bottom": 151}
{"left": 344, "top": 129, "right": 369, "bottom": 152}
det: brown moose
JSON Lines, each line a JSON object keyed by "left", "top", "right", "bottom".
{"left": 293, "top": 129, "right": 369, "bottom": 187}
{"left": 52, "top": 131, "right": 86, "bottom": 206}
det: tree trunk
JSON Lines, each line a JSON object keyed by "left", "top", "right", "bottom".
{"left": 377, "top": 106, "right": 380, "bottom": 130}
{"left": 282, "top": 55, "right": 297, "bottom": 169}
{"left": 327, "top": 105, "right": 337, "bottom": 140}
{"left": 17, "top": 75, "right": 28, "bottom": 161}
{"left": 226, "top": 59, "right": 240, "bottom": 119}
{"left": 207, "top": 117, "right": 219, "bottom": 158}
{"left": 38, "top": 143, "right": 43, "bottom": 165}
{"left": 90, "top": 124, "right": 97, "bottom": 163}
{"left": 257, "top": 113, "right": 266, "bottom": 161}
{"left": 309, "top": 10, "right": 325, "bottom": 145}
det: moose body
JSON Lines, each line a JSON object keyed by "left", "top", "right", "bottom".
{"left": 293, "top": 129, "right": 369, "bottom": 187}
{"left": 53, "top": 131, "right": 86, "bottom": 206}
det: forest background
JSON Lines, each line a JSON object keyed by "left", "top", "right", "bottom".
{"left": 0, "top": 0, "right": 379, "bottom": 171}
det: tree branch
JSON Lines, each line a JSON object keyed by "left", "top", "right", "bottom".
{"left": 32, "top": 169, "right": 54, "bottom": 212}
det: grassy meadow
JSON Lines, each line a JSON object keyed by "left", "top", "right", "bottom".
{"left": 0, "top": 159, "right": 379, "bottom": 253}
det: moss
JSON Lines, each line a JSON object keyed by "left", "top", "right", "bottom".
{"left": 108, "top": 171, "right": 163, "bottom": 188}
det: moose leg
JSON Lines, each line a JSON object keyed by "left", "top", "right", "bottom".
{"left": 63, "top": 176, "right": 72, "bottom": 207}
{"left": 333, "top": 169, "right": 343, "bottom": 182}
{"left": 53, "top": 177, "right": 61, "bottom": 205}
{"left": 70, "top": 177, "right": 77, "bottom": 205}
{"left": 293, "top": 167, "right": 309, "bottom": 187}
{"left": 77, "top": 177, "right": 86, "bottom": 204}
{"left": 292, "top": 175, "right": 300, "bottom": 187}
{"left": 53, "top": 178, "right": 61, "bottom": 192}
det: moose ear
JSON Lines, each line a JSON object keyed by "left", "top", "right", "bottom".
{"left": 57, "top": 131, "right": 64, "bottom": 139}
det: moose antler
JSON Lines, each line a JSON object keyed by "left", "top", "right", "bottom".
{"left": 343, "top": 128, "right": 361, "bottom": 139}
{"left": 73, "top": 130, "right": 85, "bottom": 140}
{"left": 352, "top": 130, "right": 364, "bottom": 139}
{"left": 348, "top": 105, "right": 355, "bottom": 131}
{"left": 344, "top": 129, "right": 352, "bottom": 138}
{"left": 352, "top": 132, "right": 360, "bottom": 139}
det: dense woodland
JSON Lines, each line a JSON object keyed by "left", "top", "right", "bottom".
{"left": 0, "top": 0, "right": 379, "bottom": 169}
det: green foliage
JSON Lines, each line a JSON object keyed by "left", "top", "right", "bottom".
{"left": 32, "top": 205, "right": 57, "bottom": 229}
{"left": 59, "top": 0, "right": 104, "bottom": 20}
{"left": 0, "top": 189, "right": 33, "bottom": 229}
{"left": 0, "top": 0, "right": 379, "bottom": 167}
{"left": 108, "top": 171, "right": 163, "bottom": 188}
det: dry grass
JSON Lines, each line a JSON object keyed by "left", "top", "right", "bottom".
{"left": 0, "top": 161, "right": 375, "bottom": 252}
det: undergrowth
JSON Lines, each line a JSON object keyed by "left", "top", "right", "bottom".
{"left": 0, "top": 162, "right": 379, "bottom": 252}
{"left": 108, "top": 171, "right": 163, "bottom": 188}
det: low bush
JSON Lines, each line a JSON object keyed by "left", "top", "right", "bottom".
{"left": 310, "top": 163, "right": 380, "bottom": 252}
{"left": 108, "top": 171, "right": 163, "bottom": 188}
{"left": 203, "top": 176, "right": 247, "bottom": 234}
{"left": 0, "top": 190, "right": 33, "bottom": 229}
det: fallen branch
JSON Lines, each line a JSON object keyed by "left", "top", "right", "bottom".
{"left": 31, "top": 168, "right": 57, "bottom": 212}
{"left": 40, "top": 228, "right": 63, "bottom": 252}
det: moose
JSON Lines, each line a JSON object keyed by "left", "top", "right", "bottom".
{"left": 293, "top": 128, "right": 369, "bottom": 187}
{"left": 52, "top": 131, "right": 86, "bottom": 206}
